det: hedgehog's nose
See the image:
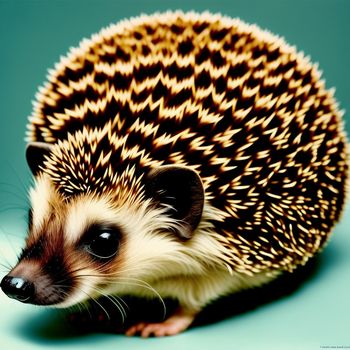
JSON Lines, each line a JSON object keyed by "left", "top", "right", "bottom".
{"left": 1, "top": 275, "right": 35, "bottom": 302}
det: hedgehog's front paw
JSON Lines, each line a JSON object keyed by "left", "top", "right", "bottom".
{"left": 125, "top": 307, "right": 196, "bottom": 337}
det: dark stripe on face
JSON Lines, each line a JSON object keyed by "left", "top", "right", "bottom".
{"left": 15, "top": 242, "right": 75, "bottom": 305}
{"left": 19, "top": 236, "right": 45, "bottom": 260}
{"left": 28, "top": 208, "right": 33, "bottom": 230}
{"left": 43, "top": 253, "right": 74, "bottom": 294}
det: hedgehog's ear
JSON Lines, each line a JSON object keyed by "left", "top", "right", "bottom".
{"left": 145, "top": 165, "right": 204, "bottom": 240}
{"left": 26, "top": 142, "right": 53, "bottom": 175}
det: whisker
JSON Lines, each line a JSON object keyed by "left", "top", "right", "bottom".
{"left": 67, "top": 298, "right": 92, "bottom": 319}
{"left": 0, "top": 228, "right": 23, "bottom": 268}
{"left": 53, "top": 263, "right": 166, "bottom": 320}
{"left": 80, "top": 283, "right": 127, "bottom": 323}
{"left": 0, "top": 188, "right": 28, "bottom": 204}
{"left": 52, "top": 276, "right": 124, "bottom": 322}
{"left": 81, "top": 290, "right": 111, "bottom": 321}
{"left": 0, "top": 206, "right": 28, "bottom": 214}
{"left": 116, "top": 295, "right": 129, "bottom": 312}
{"left": 111, "top": 278, "right": 167, "bottom": 321}
{"left": 74, "top": 274, "right": 166, "bottom": 320}
{"left": 59, "top": 284, "right": 112, "bottom": 321}
{"left": 4, "top": 161, "right": 31, "bottom": 202}
{"left": 0, "top": 261, "right": 12, "bottom": 270}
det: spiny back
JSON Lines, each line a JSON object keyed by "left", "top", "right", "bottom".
{"left": 27, "top": 11, "right": 348, "bottom": 275}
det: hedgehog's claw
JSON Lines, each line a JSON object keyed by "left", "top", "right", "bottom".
{"left": 125, "top": 308, "right": 196, "bottom": 337}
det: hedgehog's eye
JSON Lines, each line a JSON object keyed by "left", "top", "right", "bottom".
{"left": 85, "top": 229, "right": 120, "bottom": 260}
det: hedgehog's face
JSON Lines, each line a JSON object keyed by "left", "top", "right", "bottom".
{"left": 1, "top": 143, "right": 205, "bottom": 307}
{"left": 1, "top": 174, "right": 126, "bottom": 306}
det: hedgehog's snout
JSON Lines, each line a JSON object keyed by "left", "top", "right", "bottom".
{"left": 1, "top": 275, "right": 35, "bottom": 303}
{"left": 1, "top": 258, "right": 71, "bottom": 306}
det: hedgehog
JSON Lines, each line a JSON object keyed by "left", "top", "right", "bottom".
{"left": 0, "top": 11, "right": 348, "bottom": 337}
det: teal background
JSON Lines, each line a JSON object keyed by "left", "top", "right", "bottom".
{"left": 0, "top": 0, "right": 349, "bottom": 349}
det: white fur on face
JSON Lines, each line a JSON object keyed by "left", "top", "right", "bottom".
{"left": 64, "top": 195, "right": 121, "bottom": 244}
{"left": 29, "top": 174, "right": 56, "bottom": 233}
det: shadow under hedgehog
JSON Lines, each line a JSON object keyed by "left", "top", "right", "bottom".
{"left": 1, "top": 11, "right": 348, "bottom": 337}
